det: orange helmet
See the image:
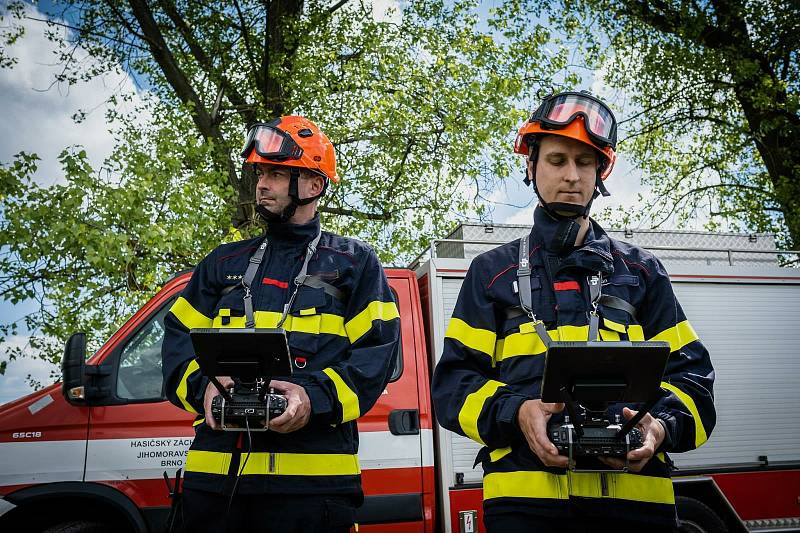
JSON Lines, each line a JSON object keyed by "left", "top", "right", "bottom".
{"left": 241, "top": 115, "right": 339, "bottom": 183}
{"left": 515, "top": 91, "right": 617, "bottom": 180}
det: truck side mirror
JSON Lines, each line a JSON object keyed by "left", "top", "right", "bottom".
{"left": 61, "top": 332, "right": 88, "bottom": 404}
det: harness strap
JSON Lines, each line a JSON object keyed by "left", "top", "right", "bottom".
{"left": 302, "top": 275, "right": 344, "bottom": 301}
{"left": 277, "top": 230, "right": 322, "bottom": 328}
{"left": 242, "top": 239, "right": 269, "bottom": 328}
{"left": 599, "top": 294, "right": 638, "bottom": 320}
{"left": 588, "top": 273, "right": 602, "bottom": 341}
{"left": 240, "top": 230, "right": 324, "bottom": 329}
{"left": 517, "top": 236, "right": 551, "bottom": 348}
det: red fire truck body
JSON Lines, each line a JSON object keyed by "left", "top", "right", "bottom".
{"left": 1, "top": 225, "right": 798, "bottom": 532}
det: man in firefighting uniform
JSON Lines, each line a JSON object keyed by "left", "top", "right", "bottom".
{"left": 432, "top": 91, "right": 716, "bottom": 532}
{"left": 161, "top": 116, "right": 400, "bottom": 532}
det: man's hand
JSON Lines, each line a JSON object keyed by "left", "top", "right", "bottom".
{"left": 600, "top": 407, "right": 666, "bottom": 472}
{"left": 204, "top": 376, "right": 233, "bottom": 430}
{"left": 517, "top": 399, "right": 568, "bottom": 468}
{"left": 267, "top": 380, "right": 312, "bottom": 433}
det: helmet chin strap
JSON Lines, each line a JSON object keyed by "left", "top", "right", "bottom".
{"left": 524, "top": 140, "right": 611, "bottom": 255}
{"left": 255, "top": 166, "right": 329, "bottom": 224}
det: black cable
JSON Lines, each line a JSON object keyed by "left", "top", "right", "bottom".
{"left": 226, "top": 417, "right": 253, "bottom": 517}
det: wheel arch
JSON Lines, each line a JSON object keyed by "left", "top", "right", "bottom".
{"left": 673, "top": 476, "right": 747, "bottom": 533}
{"left": 1, "top": 482, "right": 148, "bottom": 533}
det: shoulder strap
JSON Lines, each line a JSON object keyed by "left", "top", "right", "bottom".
{"left": 302, "top": 275, "right": 344, "bottom": 301}
{"left": 598, "top": 294, "right": 638, "bottom": 320}
{"left": 242, "top": 238, "right": 269, "bottom": 329}
{"left": 277, "top": 230, "right": 323, "bottom": 328}
{"left": 517, "top": 236, "right": 551, "bottom": 348}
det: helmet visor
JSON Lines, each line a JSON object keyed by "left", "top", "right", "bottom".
{"left": 534, "top": 93, "right": 617, "bottom": 148}
{"left": 240, "top": 124, "right": 303, "bottom": 161}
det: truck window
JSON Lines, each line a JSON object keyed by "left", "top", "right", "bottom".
{"left": 116, "top": 300, "right": 173, "bottom": 401}
{"left": 388, "top": 287, "right": 403, "bottom": 382}
{"left": 114, "top": 287, "right": 403, "bottom": 399}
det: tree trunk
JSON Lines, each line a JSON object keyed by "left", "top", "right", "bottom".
{"left": 711, "top": 0, "right": 800, "bottom": 248}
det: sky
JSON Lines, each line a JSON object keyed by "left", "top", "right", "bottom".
{"left": 0, "top": 0, "right": 647, "bottom": 405}
{"left": 0, "top": 3, "right": 145, "bottom": 403}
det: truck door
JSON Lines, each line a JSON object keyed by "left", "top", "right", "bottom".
{"left": 84, "top": 286, "right": 195, "bottom": 516}
{"left": 356, "top": 274, "right": 428, "bottom": 532}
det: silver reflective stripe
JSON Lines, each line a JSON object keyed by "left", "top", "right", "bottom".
{"left": 0, "top": 498, "right": 17, "bottom": 518}
{"left": 28, "top": 394, "right": 54, "bottom": 415}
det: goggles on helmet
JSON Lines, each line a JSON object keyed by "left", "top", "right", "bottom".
{"left": 530, "top": 91, "right": 617, "bottom": 150}
{"left": 240, "top": 123, "right": 304, "bottom": 162}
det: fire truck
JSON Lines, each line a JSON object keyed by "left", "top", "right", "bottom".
{"left": 1, "top": 224, "right": 798, "bottom": 532}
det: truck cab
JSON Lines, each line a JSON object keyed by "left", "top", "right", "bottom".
{"left": 0, "top": 269, "right": 436, "bottom": 533}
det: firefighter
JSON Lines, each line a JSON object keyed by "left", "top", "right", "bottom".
{"left": 161, "top": 116, "right": 400, "bottom": 532}
{"left": 431, "top": 91, "right": 716, "bottom": 532}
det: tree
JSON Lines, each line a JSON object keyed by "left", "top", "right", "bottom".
{"left": 0, "top": 0, "right": 574, "bottom": 374}
{"left": 558, "top": 0, "right": 799, "bottom": 251}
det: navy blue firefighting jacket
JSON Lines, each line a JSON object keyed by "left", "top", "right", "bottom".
{"left": 161, "top": 215, "right": 400, "bottom": 497}
{"left": 432, "top": 207, "right": 715, "bottom": 526}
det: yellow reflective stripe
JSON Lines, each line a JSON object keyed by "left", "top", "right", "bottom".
{"left": 572, "top": 471, "right": 674, "bottom": 503}
{"left": 244, "top": 452, "right": 360, "bottom": 476}
{"left": 603, "top": 318, "right": 627, "bottom": 334}
{"left": 345, "top": 300, "right": 400, "bottom": 344}
{"left": 176, "top": 359, "right": 200, "bottom": 414}
{"left": 323, "top": 368, "right": 361, "bottom": 422}
{"left": 193, "top": 418, "right": 204, "bottom": 427}
{"left": 210, "top": 310, "right": 346, "bottom": 337}
{"left": 483, "top": 471, "right": 674, "bottom": 504}
{"left": 599, "top": 329, "right": 621, "bottom": 341}
{"left": 299, "top": 307, "right": 316, "bottom": 316}
{"left": 489, "top": 447, "right": 512, "bottom": 462}
{"left": 185, "top": 450, "right": 360, "bottom": 476}
{"left": 496, "top": 323, "right": 648, "bottom": 360}
{"left": 496, "top": 326, "right": 592, "bottom": 362}
{"left": 186, "top": 450, "right": 231, "bottom": 475}
{"left": 458, "top": 380, "right": 504, "bottom": 445}
{"left": 291, "top": 314, "right": 321, "bottom": 334}
{"left": 495, "top": 331, "right": 548, "bottom": 361}
{"left": 170, "top": 297, "right": 212, "bottom": 330}
{"left": 661, "top": 381, "right": 708, "bottom": 447}
{"left": 650, "top": 320, "right": 699, "bottom": 352}
{"left": 628, "top": 324, "right": 645, "bottom": 341}
{"left": 446, "top": 317, "right": 496, "bottom": 358}
{"left": 555, "top": 325, "right": 589, "bottom": 341}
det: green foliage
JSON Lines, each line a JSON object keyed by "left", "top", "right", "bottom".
{"left": 0, "top": 1, "right": 575, "bottom": 376}
{"left": 1, "top": 98, "right": 230, "bottom": 360}
{"left": 552, "top": 0, "right": 799, "bottom": 251}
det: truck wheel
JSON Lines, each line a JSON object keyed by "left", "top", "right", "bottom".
{"left": 676, "top": 496, "right": 728, "bottom": 533}
{"left": 42, "top": 521, "right": 108, "bottom": 533}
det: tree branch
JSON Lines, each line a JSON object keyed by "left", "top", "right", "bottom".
{"left": 327, "top": 0, "right": 351, "bottom": 15}
{"left": 23, "top": 15, "right": 150, "bottom": 51}
{"left": 125, "top": 0, "right": 216, "bottom": 139}
{"left": 158, "top": 0, "right": 257, "bottom": 125}
{"left": 319, "top": 205, "right": 391, "bottom": 221}
{"left": 232, "top": 0, "right": 260, "bottom": 99}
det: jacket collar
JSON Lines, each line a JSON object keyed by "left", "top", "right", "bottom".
{"left": 529, "top": 206, "right": 614, "bottom": 274}
{"left": 264, "top": 213, "right": 321, "bottom": 249}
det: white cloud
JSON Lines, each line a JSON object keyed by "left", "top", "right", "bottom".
{"left": 0, "top": 4, "right": 145, "bottom": 185}
{"left": 372, "top": 0, "right": 403, "bottom": 25}
{"left": 0, "top": 5, "right": 146, "bottom": 404}
{"left": 0, "top": 335, "right": 59, "bottom": 406}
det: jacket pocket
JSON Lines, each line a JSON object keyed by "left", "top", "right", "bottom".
{"left": 287, "top": 286, "right": 325, "bottom": 357}
{"left": 598, "top": 305, "right": 644, "bottom": 341}
{"left": 211, "top": 288, "right": 246, "bottom": 328}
